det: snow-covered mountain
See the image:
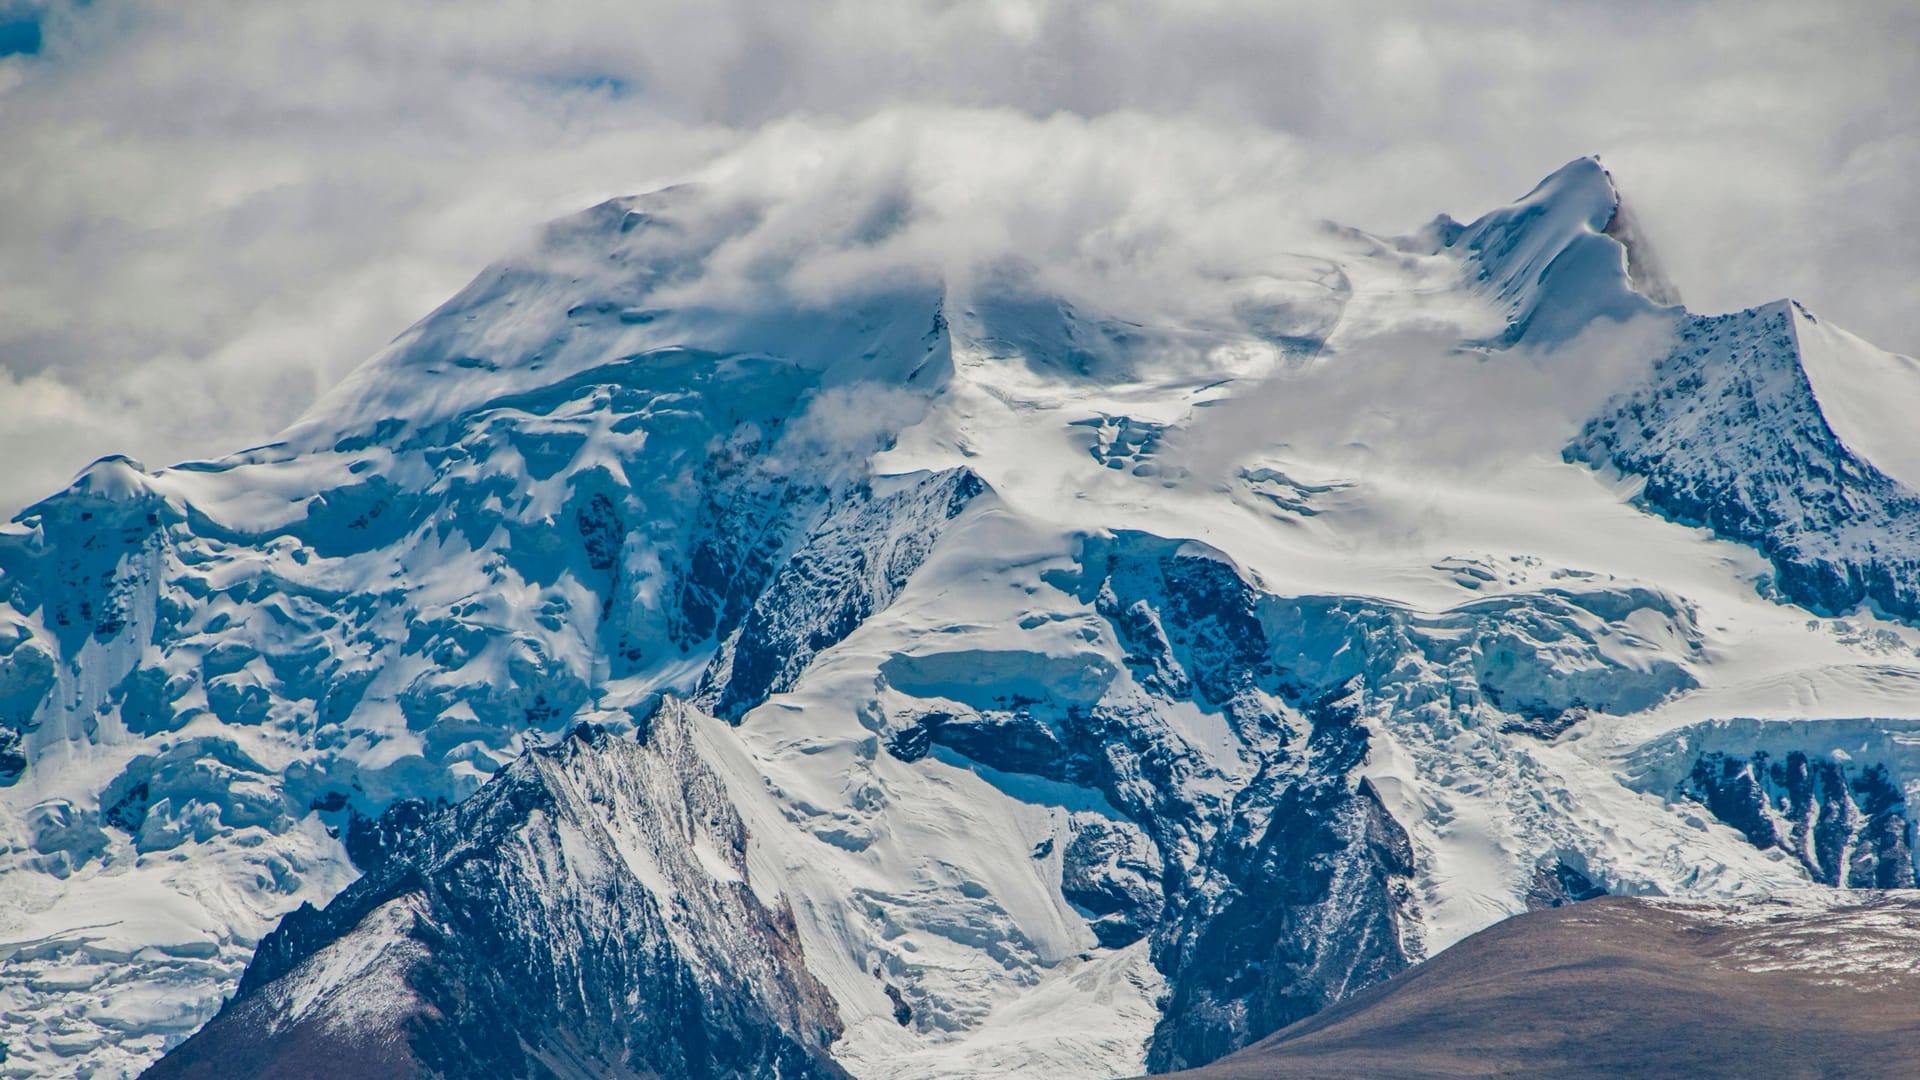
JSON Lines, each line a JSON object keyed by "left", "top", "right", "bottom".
{"left": 5, "top": 157, "right": 1920, "bottom": 1078}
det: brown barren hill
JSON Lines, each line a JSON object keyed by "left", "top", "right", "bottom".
{"left": 1148, "top": 894, "right": 1920, "bottom": 1080}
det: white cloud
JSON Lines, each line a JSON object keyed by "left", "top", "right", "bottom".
{"left": 0, "top": 0, "right": 1914, "bottom": 513}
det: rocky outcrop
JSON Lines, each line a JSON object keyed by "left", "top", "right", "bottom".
{"left": 696, "top": 468, "right": 987, "bottom": 721}
{"left": 146, "top": 703, "right": 845, "bottom": 1080}
{"left": 1630, "top": 717, "right": 1920, "bottom": 890}
{"left": 1683, "top": 751, "right": 1915, "bottom": 888}
{"left": 1570, "top": 302, "right": 1920, "bottom": 625}
{"left": 1145, "top": 712, "right": 1419, "bottom": 1072}
{"left": 870, "top": 530, "right": 1705, "bottom": 1069}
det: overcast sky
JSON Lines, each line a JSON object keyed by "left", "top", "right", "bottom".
{"left": 0, "top": 0, "right": 1915, "bottom": 513}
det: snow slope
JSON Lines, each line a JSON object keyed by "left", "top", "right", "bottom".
{"left": 4, "top": 157, "right": 1920, "bottom": 1078}
{"left": 1795, "top": 305, "right": 1920, "bottom": 494}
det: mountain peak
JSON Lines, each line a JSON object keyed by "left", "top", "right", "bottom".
{"left": 1523, "top": 155, "right": 1621, "bottom": 224}
{"left": 154, "top": 697, "right": 849, "bottom": 1080}
{"left": 1447, "top": 156, "right": 1680, "bottom": 343}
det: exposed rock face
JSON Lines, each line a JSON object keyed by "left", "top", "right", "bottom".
{"left": 1522, "top": 859, "right": 1607, "bottom": 910}
{"left": 146, "top": 703, "right": 846, "bottom": 1080}
{"left": 1600, "top": 194, "right": 1683, "bottom": 308}
{"left": 0, "top": 621, "right": 54, "bottom": 783}
{"left": 1683, "top": 751, "right": 1916, "bottom": 888}
{"left": 1629, "top": 716, "right": 1920, "bottom": 890}
{"left": 872, "top": 531, "right": 1711, "bottom": 1071}
{"left": 1146, "top": 758, "right": 1418, "bottom": 1072}
{"left": 696, "top": 469, "right": 986, "bottom": 722}
{"left": 1570, "top": 302, "right": 1920, "bottom": 625}
{"left": 1059, "top": 814, "right": 1166, "bottom": 949}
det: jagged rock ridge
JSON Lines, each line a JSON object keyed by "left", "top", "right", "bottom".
{"left": 146, "top": 702, "right": 846, "bottom": 1080}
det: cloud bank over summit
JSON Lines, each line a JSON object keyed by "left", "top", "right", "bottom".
{"left": 0, "top": 0, "right": 1915, "bottom": 513}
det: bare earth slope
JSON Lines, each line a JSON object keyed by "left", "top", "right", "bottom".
{"left": 1156, "top": 894, "right": 1920, "bottom": 1080}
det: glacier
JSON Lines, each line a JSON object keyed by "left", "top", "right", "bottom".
{"left": 4, "top": 156, "right": 1920, "bottom": 1077}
